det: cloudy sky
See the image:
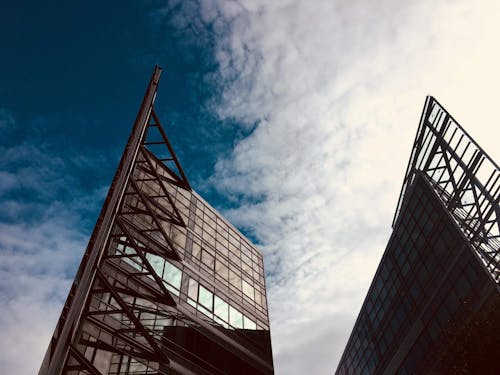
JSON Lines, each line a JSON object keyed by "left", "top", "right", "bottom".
{"left": 1, "top": 1, "right": 499, "bottom": 374}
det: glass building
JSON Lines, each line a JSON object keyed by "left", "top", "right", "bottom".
{"left": 336, "top": 96, "right": 499, "bottom": 374}
{"left": 39, "top": 67, "right": 274, "bottom": 375}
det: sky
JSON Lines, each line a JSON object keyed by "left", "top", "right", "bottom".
{"left": 1, "top": 1, "right": 499, "bottom": 374}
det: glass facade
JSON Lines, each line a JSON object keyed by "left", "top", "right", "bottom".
{"left": 39, "top": 68, "right": 274, "bottom": 375}
{"left": 336, "top": 175, "right": 498, "bottom": 374}
{"left": 116, "top": 157, "right": 270, "bottom": 332}
{"left": 64, "top": 151, "right": 274, "bottom": 375}
{"left": 336, "top": 97, "right": 499, "bottom": 375}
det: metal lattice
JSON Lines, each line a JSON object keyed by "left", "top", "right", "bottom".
{"left": 39, "top": 67, "right": 274, "bottom": 375}
{"left": 39, "top": 66, "right": 193, "bottom": 375}
{"left": 394, "top": 96, "right": 500, "bottom": 282}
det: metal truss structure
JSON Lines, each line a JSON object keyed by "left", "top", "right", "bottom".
{"left": 394, "top": 96, "right": 500, "bottom": 282}
{"left": 39, "top": 67, "right": 272, "bottom": 375}
{"left": 38, "top": 66, "right": 191, "bottom": 374}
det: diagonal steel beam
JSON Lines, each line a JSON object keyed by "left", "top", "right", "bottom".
{"left": 115, "top": 217, "right": 177, "bottom": 306}
{"left": 96, "top": 269, "right": 171, "bottom": 365}
{"left": 128, "top": 177, "right": 182, "bottom": 261}
{"left": 40, "top": 66, "right": 163, "bottom": 375}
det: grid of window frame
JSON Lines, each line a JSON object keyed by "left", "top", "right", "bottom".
{"left": 336, "top": 175, "right": 496, "bottom": 375}
{"left": 118, "top": 162, "right": 271, "bottom": 332}
{"left": 185, "top": 277, "right": 258, "bottom": 330}
{"left": 158, "top": 177, "right": 270, "bottom": 324}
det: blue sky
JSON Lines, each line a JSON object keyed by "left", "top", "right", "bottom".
{"left": 1, "top": 1, "right": 500, "bottom": 374}
{"left": 0, "top": 1, "right": 247, "bottom": 373}
{"left": 0, "top": 1, "right": 245, "bottom": 206}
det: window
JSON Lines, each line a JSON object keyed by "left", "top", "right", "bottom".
{"left": 191, "top": 241, "right": 201, "bottom": 259}
{"left": 229, "top": 270, "right": 242, "bottom": 290}
{"left": 146, "top": 252, "right": 164, "bottom": 278}
{"left": 242, "top": 261, "right": 252, "bottom": 276}
{"left": 201, "top": 251, "right": 214, "bottom": 270}
{"left": 188, "top": 278, "right": 198, "bottom": 302}
{"left": 242, "top": 280, "right": 254, "bottom": 301}
{"left": 215, "top": 259, "right": 229, "bottom": 280}
{"left": 254, "top": 292, "right": 262, "bottom": 307}
{"left": 198, "top": 285, "right": 213, "bottom": 311}
{"left": 243, "top": 315, "right": 256, "bottom": 330}
{"left": 163, "top": 261, "right": 182, "bottom": 293}
{"left": 171, "top": 227, "right": 186, "bottom": 248}
{"left": 229, "top": 305, "right": 243, "bottom": 329}
{"left": 214, "top": 296, "right": 229, "bottom": 322}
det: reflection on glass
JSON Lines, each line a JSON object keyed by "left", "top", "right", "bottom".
{"left": 230, "top": 305, "right": 243, "bottom": 329}
{"left": 215, "top": 260, "right": 229, "bottom": 280}
{"left": 214, "top": 296, "right": 229, "bottom": 321}
{"left": 199, "top": 285, "right": 213, "bottom": 310}
{"left": 229, "top": 270, "right": 242, "bottom": 290}
{"left": 186, "top": 277, "right": 261, "bottom": 330}
{"left": 243, "top": 316, "right": 257, "bottom": 330}
{"left": 188, "top": 278, "right": 198, "bottom": 301}
{"left": 202, "top": 251, "right": 214, "bottom": 269}
{"left": 146, "top": 252, "right": 164, "bottom": 278}
{"left": 242, "top": 280, "right": 254, "bottom": 301}
{"left": 164, "top": 261, "right": 182, "bottom": 290}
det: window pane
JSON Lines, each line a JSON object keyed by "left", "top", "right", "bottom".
{"left": 164, "top": 261, "right": 182, "bottom": 290}
{"left": 198, "top": 304, "right": 212, "bottom": 318}
{"left": 146, "top": 252, "right": 165, "bottom": 278}
{"left": 214, "top": 296, "right": 229, "bottom": 322}
{"left": 214, "top": 316, "right": 229, "bottom": 329}
{"left": 229, "top": 305, "right": 243, "bottom": 329}
{"left": 199, "top": 285, "right": 213, "bottom": 311}
{"left": 172, "top": 227, "right": 186, "bottom": 248}
{"left": 242, "top": 280, "right": 254, "bottom": 301}
{"left": 254, "top": 291, "right": 262, "bottom": 306}
{"left": 216, "top": 240, "right": 229, "bottom": 257}
{"left": 123, "top": 245, "right": 140, "bottom": 270}
{"left": 229, "top": 270, "right": 241, "bottom": 289}
{"left": 242, "top": 261, "right": 252, "bottom": 276}
{"left": 192, "top": 241, "right": 201, "bottom": 259}
{"left": 215, "top": 260, "right": 229, "bottom": 280}
{"left": 243, "top": 315, "right": 257, "bottom": 330}
{"left": 202, "top": 251, "right": 215, "bottom": 270}
{"left": 164, "top": 282, "right": 179, "bottom": 297}
{"left": 188, "top": 278, "right": 198, "bottom": 301}
{"left": 116, "top": 241, "right": 124, "bottom": 251}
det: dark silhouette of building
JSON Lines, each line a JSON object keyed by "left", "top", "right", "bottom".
{"left": 39, "top": 67, "right": 274, "bottom": 375}
{"left": 336, "top": 96, "right": 500, "bottom": 374}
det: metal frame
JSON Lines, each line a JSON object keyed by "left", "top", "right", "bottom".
{"left": 39, "top": 66, "right": 193, "bottom": 375}
{"left": 336, "top": 96, "right": 500, "bottom": 375}
{"left": 39, "top": 67, "right": 274, "bottom": 375}
{"left": 393, "top": 96, "right": 500, "bottom": 282}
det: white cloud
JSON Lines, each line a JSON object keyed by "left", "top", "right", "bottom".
{"left": 4, "top": 1, "right": 499, "bottom": 373}
{"left": 0, "top": 130, "right": 107, "bottom": 374}
{"left": 162, "top": 0, "right": 500, "bottom": 373}
{"left": 0, "top": 219, "right": 87, "bottom": 375}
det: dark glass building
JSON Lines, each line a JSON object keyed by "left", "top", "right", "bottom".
{"left": 39, "top": 67, "right": 274, "bottom": 375}
{"left": 336, "top": 96, "right": 499, "bottom": 374}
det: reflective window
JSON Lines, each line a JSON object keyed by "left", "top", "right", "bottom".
{"left": 215, "top": 259, "right": 229, "bottom": 280}
{"left": 188, "top": 278, "right": 198, "bottom": 300}
{"left": 192, "top": 241, "right": 201, "bottom": 259}
{"left": 146, "top": 252, "right": 164, "bottom": 278}
{"left": 214, "top": 295, "right": 229, "bottom": 322}
{"left": 199, "top": 285, "right": 213, "bottom": 311}
{"left": 164, "top": 261, "right": 182, "bottom": 293}
{"left": 229, "top": 270, "right": 242, "bottom": 289}
{"left": 243, "top": 315, "right": 256, "bottom": 330}
{"left": 202, "top": 251, "right": 215, "bottom": 269}
{"left": 242, "top": 280, "right": 254, "bottom": 301}
{"left": 229, "top": 305, "right": 243, "bottom": 329}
